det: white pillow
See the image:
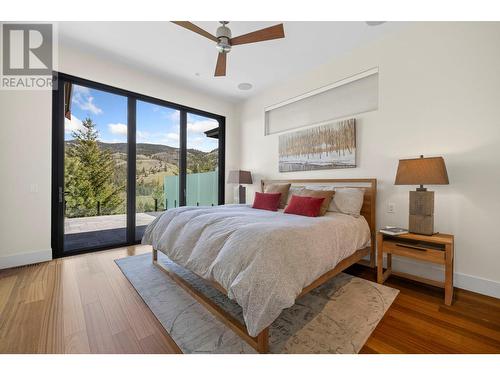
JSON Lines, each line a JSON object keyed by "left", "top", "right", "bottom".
{"left": 303, "top": 185, "right": 334, "bottom": 191}
{"left": 330, "top": 188, "right": 364, "bottom": 217}
{"left": 286, "top": 186, "right": 305, "bottom": 205}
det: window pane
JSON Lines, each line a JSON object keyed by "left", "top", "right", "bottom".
{"left": 265, "top": 72, "right": 378, "bottom": 135}
{"left": 64, "top": 84, "right": 127, "bottom": 252}
{"left": 186, "top": 113, "right": 219, "bottom": 207}
{"left": 135, "top": 101, "right": 180, "bottom": 241}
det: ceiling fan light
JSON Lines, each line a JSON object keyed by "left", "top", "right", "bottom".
{"left": 216, "top": 37, "right": 232, "bottom": 53}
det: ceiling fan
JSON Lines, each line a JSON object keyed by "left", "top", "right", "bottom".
{"left": 172, "top": 21, "right": 285, "bottom": 77}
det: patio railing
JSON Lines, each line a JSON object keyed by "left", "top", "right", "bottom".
{"left": 164, "top": 171, "right": 218, "bottom": 209}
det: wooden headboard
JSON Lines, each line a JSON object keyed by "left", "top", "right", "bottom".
{"left": 261, "top": 178, "right": 377, "bottom": 267}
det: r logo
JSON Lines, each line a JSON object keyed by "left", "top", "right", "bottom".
{"left": 2, "top": 23, "right": 52, "bottom": 75}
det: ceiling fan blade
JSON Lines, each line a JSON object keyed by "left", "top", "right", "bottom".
{"left": 171, "top": 21, "right": 218, "bottom": 42}
{"left": 214, "top": 52, "right": 227, "bottom": 77}
{"left": 230, "top": 23, "right": 285, "bottom": 46}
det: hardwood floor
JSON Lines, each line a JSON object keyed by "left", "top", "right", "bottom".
{"left": 348, "top": 264, "right": 500, "bottom": 353}
{"left": 0, "top": 245, "right": 499, "bottom": 354}
{"left": 0, "top": 246, "right": 180, "bottom": 354}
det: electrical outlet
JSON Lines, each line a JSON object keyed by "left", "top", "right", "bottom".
{"left": 388, "top": 202, "right": 396, "bottom": 214}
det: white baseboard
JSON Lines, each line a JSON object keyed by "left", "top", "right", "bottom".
{"left": 0, "top": 249, "right": 52, "bottom": 270}
{"left": 383, "top": 256, "right": 500, "bottom": 299}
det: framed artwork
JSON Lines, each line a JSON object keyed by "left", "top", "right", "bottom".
{"left": 279, "top": 118, "right": 356, "bottom": 172}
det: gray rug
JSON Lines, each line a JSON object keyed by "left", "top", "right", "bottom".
{"left": 115, "top": 252, "right": 399, "bottom": 354}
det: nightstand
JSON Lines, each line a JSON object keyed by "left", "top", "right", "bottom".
{"left": 377, "top": 231, "right": 454, "bottom": 305}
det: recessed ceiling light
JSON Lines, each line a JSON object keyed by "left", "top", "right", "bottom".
{"left": 194, "top": 72, "right": 200, "bottom": 77}
{"left": 366, "top": 21, "right": 386, "bottom": 26}
{"left": 238, "top": 83, "right": 253, "bottom": 91}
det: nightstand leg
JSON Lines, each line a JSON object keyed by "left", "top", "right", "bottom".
{"left": 445, "top": 244, "right": 454, "bottom": 305}
{"left": 382, "top": 253, "right": 393, "bottom": 283}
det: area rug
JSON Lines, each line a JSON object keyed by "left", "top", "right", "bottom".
{"left": 115, "top": 252, "right": 399, "bottom": 354}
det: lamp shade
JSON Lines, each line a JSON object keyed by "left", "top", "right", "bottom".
{"left": 227, "top": 170, "right": 253, "bottom": 185}
{"left": 395, "top": 156, "right": 449, "bottom": 185}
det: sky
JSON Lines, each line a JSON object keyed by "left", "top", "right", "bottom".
{"left": 64, "top": 84, "right": 219, "bottom": 152}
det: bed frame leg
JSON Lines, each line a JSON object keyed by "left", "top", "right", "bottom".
{"left": 152, "top": 248, "right": 158, "bottom": 262}
{"left": 369, "top": 241, "right": 376, "bottom": 268}
{"left": 256, "top": 328, "right": 269, "bottom": 353}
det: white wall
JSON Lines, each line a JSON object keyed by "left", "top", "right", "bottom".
{"left": 236, "top": 22, "right": 500, "bottom": 297}
{"left": 0, "top": 90, "right": 53, "bottom": 268}
{"left": 0, "top": 43, "right": 238, "bottom": 268}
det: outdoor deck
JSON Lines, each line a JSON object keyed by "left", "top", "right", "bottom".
{"left": 64, "top": 212, "right": 162, "bottom": 252}
{"left": 65, "top": 212, "right": 161, "bottom": 234}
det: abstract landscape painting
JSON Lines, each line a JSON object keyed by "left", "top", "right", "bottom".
{"left": 279, "top": 118, "right": 356, "bottom": 172}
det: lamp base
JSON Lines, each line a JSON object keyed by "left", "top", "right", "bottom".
{"left": 409, "top": 214, "right": 434, "bottom": 235}
{"left": 239, "top": 185, "right": 247, "bottom": 204}
{"left": 408, "top": 190, "right": 434, "bottom": 235}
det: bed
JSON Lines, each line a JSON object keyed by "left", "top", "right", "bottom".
{"left": 142, "top": 178, "right": 377, "bottom": 353}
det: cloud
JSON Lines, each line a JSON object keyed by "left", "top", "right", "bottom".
{"left": 64, "top": 114, "right": 84, "bottom": 134}
{"left": 133, "top": 118, "right": 218, "bottom": 152}
{"left": 169, "top": 111, "right": 180, "bottom": 122}
{"left": 73, "top": 95, "right": 102, "bottom": 115}
{"left": 108, "top": 123, "right": 127, "bottom": 136}
{"left": 136, "top": 130, "right": 149, "bottom": 142}
{"left": 72, "top": 85, "right": 90, "bottom": 95}
{"left": 188, "top": 137, "right": 218, "bottom": 152}
{"left": 100, "top": 138, "right": 126, "bottom": 144}
{"left": 187, "top": 119, "right": 218, "bottom": 134}
{"left": 166, "top": 132, "right": 179, "bottom": 141}
{"left": 188, "top": 137, "right": 204, "bottom": 147}
{"left": 149, "top": 104, "right": 179, "bottom": 122}
{"left": 135, "top": 130, "right": 179, "bottom": 146}
{"left": 72, "top": 85, "right": 103, "bottom": 115}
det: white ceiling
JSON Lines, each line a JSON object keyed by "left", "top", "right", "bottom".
{"left": 58, "top": 21, "right": 406, "bottom": 102}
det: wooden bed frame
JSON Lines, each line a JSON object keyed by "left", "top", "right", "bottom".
{"left": 152, "top": 178, "right": 377, "bottom": 353}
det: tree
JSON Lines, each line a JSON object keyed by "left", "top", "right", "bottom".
{"left": 151, "top": 181, "right": 165, "bottom": 211}
{"left": 65, "top": 118, "right": 124, "bottom": 217}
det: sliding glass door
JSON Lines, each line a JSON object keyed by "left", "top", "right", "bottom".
{"left": 63, "top": 83, "right": 128, "bottom": 252}
{"left": 52, "top": 73, "right": 225, "bottom": 257}
{"left": 135, "top": 101, "right": 180, "bottom": 241}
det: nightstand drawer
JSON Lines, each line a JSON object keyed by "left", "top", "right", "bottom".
{"left": 383, "top": 240, "right": 445, "bottom": 264}
{"left": 377, "top": 231, "right": 454, "bottom": 305}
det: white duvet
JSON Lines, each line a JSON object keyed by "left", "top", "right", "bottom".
{"left": 142, "top": 204, "right": 370, "bottom": 337}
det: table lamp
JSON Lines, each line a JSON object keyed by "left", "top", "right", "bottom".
{"left": 395, "top": 155, "right": 449, "bottom": 235}
{"left": 228, "top": 170, "right": 253, "bottom": 204}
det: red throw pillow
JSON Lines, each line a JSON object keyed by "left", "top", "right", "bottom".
{"left": 284, "top": 195, "right": 325, "bottom": 217}
{"left": 252, "top": 192, "right": 282, "bottom": 211}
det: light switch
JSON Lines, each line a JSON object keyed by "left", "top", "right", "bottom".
{"left": 30, "top": 183, "right": 39, "bottom": 193}
{"left": 388, "top": 202, "right": 395, "bottom": 214}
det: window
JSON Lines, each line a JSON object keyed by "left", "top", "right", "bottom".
{"left": 186, "top": 113, "right": 220, "bottom": 207}
{"left": 265, "top": 69, "right": 378, "bottom": 135}
{"left": 52, "top": 73, "right": 225, "bottom": 256}
{"left": 135, "top": 101, "right": 180, "bottom": 241}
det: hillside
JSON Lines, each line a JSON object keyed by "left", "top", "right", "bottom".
{"left": 65, "top": 140, "right": 218, "bottom": 213}
{"left": 65, "top": 140, "right": 218, "bottom": 171}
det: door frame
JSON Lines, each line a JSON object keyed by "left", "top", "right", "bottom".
{"left": 51, "top": 72, "right": 226, "bottom": 258}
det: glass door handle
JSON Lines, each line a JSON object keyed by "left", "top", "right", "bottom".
{"left": 58, "top": 187, "right": 63, "bottom": 203}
